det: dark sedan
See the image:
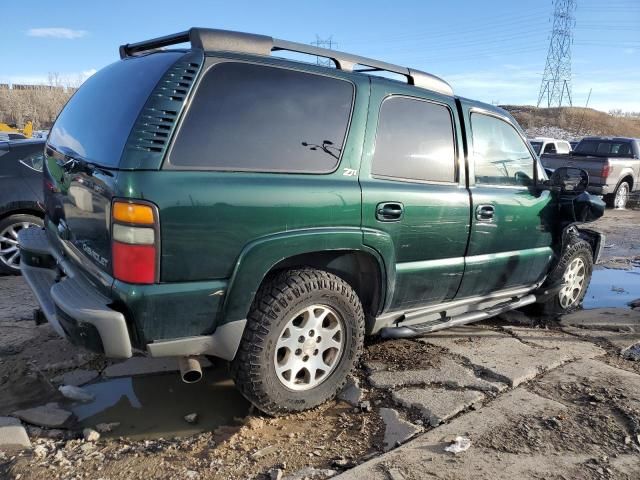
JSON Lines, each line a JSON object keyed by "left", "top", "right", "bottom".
{"left": 0, "top": 139, "right": 46, "bottom": 274}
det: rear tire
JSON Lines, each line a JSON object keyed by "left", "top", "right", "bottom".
{"left": 230, "top": 268, "right": 365, "bottom": 416}
{"left": 604, "top": 181, "right": 630, "bottom": 209}
{"left": 537, "top": 239, "right": 593, "bottom": 316}
{"left": 0, "top": 214, "right": 43, "bottom": 275}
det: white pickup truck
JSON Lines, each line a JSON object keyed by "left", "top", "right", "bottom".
{"left": 529, "top": 137, "right": 572, "bottom": 156}
{"left": 541, "top": 136, "right": 640, "bottom": 209}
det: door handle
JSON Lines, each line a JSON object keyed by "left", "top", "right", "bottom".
{"left": 376, "top": 202, "right": 404, "bottom": 222}
{"left": 475, "top": 204, "right": 495, "bottom": 221}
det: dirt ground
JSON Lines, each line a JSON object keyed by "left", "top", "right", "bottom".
{"left": 589, "top": 207, "right": 640, "bottom": 265}
{"left": 0, "top": 208, "right": 639, "bottom": 480}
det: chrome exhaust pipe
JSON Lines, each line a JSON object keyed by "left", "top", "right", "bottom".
{"left": 178, "top": 357, "right": 202, "bottom": 383}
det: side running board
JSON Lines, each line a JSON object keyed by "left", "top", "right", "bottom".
{"left": 379, "top": 294, "right": 536, "bottom": 339}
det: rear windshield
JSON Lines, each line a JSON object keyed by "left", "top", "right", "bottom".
{"left": 574, "top": 140, "right": 634, "bottom": 157}
{"left": 47, "top": 51, "right": 183, "bottom": 168}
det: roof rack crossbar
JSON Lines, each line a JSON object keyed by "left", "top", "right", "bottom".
{"left": 119, "top": 31, "right": 191, "bottom": 59}
{"left": 119, "top": 28, "right": 453, "bottom": 96}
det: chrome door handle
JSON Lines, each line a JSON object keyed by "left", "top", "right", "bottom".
{"left": 475, "top": 204, "right": 495, "bottom": 221}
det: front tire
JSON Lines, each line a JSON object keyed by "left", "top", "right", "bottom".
{"left": 0, "top": 214, "right": 43, "bottom": 275}
{"left": 230, "top": 268, "right": 365, "bottom": 416}
{"left": 538, "top": 239, "right": 593, "bottom": 316}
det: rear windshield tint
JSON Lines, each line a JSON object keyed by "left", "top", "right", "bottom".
{"left": 168, "top": 62, "right": 354, "bottom": 173}
{"left": 574, "top": 140, "right": 634, "bottom": 157}
{"left": 47, "top": 52, "right": 183, "bottom": 168}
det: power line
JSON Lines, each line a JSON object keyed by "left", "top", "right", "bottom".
{"left": 311, "top": 35, "right": 336, "bottom": 67}
{"left": 537, "top": 0, "right": 577, "bottom": 107}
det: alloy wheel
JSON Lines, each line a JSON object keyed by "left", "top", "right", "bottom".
{"left": 0, "top": 222, "right": 37, "bottom": 271}
{"left": 559, "top": 257, "right": 586, "bottom": 309}
{"left": 273, "top": 304, "right": 345, "bottom": 391}
{"left": 614, "top": 183, "right": 629, "bottom": 209}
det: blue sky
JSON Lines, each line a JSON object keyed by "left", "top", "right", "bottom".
{"left": 1, "top": 0, "right": 638, "bottom": 111}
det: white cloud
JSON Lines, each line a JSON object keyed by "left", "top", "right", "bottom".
{"left": 81, "top": 69, "right": 97, "bottom": 79}
{"left": 27, "top": 28, "right": 87, "bottom": 39}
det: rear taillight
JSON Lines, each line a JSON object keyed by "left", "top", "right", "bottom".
{"left": 111, "top": 201, "right": 158, "bottom": 284}
{"left": 601, "top": 164, "right": 610, "bottom": 179}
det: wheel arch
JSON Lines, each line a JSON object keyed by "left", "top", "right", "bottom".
{"left": 0, "top": 202, "right": 45, "bottom": 222}
{"left": 559, "top": 224, "right": 604, "bottom": 265}
{"left": 618, "top": 174, "right": 633, "bottom": 190}
{"left": 221, "top": 228, "right": 387, "bottom": 330}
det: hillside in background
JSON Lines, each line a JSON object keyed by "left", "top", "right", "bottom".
{"left": 502, "top": 106, "right": 640, "bottom": 140}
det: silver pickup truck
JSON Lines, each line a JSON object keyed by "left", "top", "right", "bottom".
{"left": 541, "top": 136, "right": 640, "bottom": 209}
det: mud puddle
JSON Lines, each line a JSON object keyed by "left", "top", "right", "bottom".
{"left": 68, "top": 367, "right": 250, "bottom": 440}
{"left": 583, "top": 266, "right": 640, "bottom": 309}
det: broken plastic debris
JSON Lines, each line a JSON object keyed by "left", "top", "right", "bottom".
{"left": 444, "top": 436, "right": 472, "bottom": 454}
{"left": 58, "top": 385, "right": 95, "bottom": 403}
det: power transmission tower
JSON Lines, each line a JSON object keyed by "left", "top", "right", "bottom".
{"left": 537, "top": 0, "right": 577, "bottom": 108}
{"left": 311, "top": 35, "right": 336, "bottom": 67}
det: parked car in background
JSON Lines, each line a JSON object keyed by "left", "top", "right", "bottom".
{"left": 541, "top": 136, "right": 640, "bottom": 209}
{"left": 0, "top": 132, "right": 28, "bottom": 141}
{"left": 0, "top": 139, "right": 45, "bottom": 274}
{"left": 529, "top": 137, "right": 572, "bottom": 156}
{"left": 32, "top": 130, "right": 50, "bottom": 139}
{"left": 19, "top": 28, "right": 605, "bottom": 415}
{"left": 570, "top": 140, "right": 580, "bottom": 150}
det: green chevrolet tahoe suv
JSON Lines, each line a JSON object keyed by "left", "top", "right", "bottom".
{"left": 19, "top": 28, "right": 605, "bottom": 415}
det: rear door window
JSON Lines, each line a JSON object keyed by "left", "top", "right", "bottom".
{"left": 168, "top": 62, "right": 354, "bottom": 173}
{"left": 371, "top": 96, "right": 456, "bottom": 183}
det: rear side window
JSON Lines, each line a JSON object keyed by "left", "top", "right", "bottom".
{"left": 48, "top": 52, "right": 184, "bottom": 168}
{"left": 371, "top": 97, "right": 456, "bottom": 183}
{"left": 471, "top": 113, "right": 534, "bottom": 187}
{"left": 168, "top": 62, "right": 354, "bottom": 173}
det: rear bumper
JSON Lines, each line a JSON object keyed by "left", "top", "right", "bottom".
{"left": 18, "top": 228, "right": 132, "bottom": 358}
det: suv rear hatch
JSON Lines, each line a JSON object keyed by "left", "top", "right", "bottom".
{"left": 44, "top": 50, "right": 199, "bottom": 284}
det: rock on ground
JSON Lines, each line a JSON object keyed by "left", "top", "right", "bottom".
{"left": 58, "top": 384, "right": 95, "bottom": 402}
{"left": 51, "top": 368, "right": 99, "bottom": 386}
{"left": 379, "top": 408, "right": 422, "bottom": 451}
{"left": 337, "top": 376, "right": 363, "bottom": 407}
{"left": 83, "top": 428, "right": 100, "bottom": 442}
{"left": 284, "top": 467, "right": 339, "bottom": 480}
{"left": 0, "top": 416, "right": 31, "bottom": 450}
{"left": 12, "top": 403, "right": 73, "bottom": 428}
{"left": 392, "top": 387, "right": 484, "bottom": 427}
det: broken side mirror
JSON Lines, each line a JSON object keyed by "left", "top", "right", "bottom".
{"left": 547, "top": 167, "right": 589, "bottom": 193}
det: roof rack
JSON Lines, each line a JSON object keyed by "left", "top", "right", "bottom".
{"left": 119, "top": 28, "right": 453, "bottom": 96}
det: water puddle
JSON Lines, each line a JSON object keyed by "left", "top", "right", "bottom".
{"left": 68, "top": 366, "right": 250, "bottom": 440}
{"left": 583, "top": 266, "right": 640, "bottom": 309}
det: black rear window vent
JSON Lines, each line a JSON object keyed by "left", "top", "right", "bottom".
{"left": 122, "top": 51, "right": 204, "bottom": 164}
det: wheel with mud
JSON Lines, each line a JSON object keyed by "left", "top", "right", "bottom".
{"left": 538, "top": 238, "right": 593, "bottom": 316}
{"left": 0, "top": 214, "right": 43, "bottom": 275}
{"left": 605, "top": 181, "right": 630, "bottom": 209}
{"left": 230, "top": 268, "right": 365, "bottom": 415}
